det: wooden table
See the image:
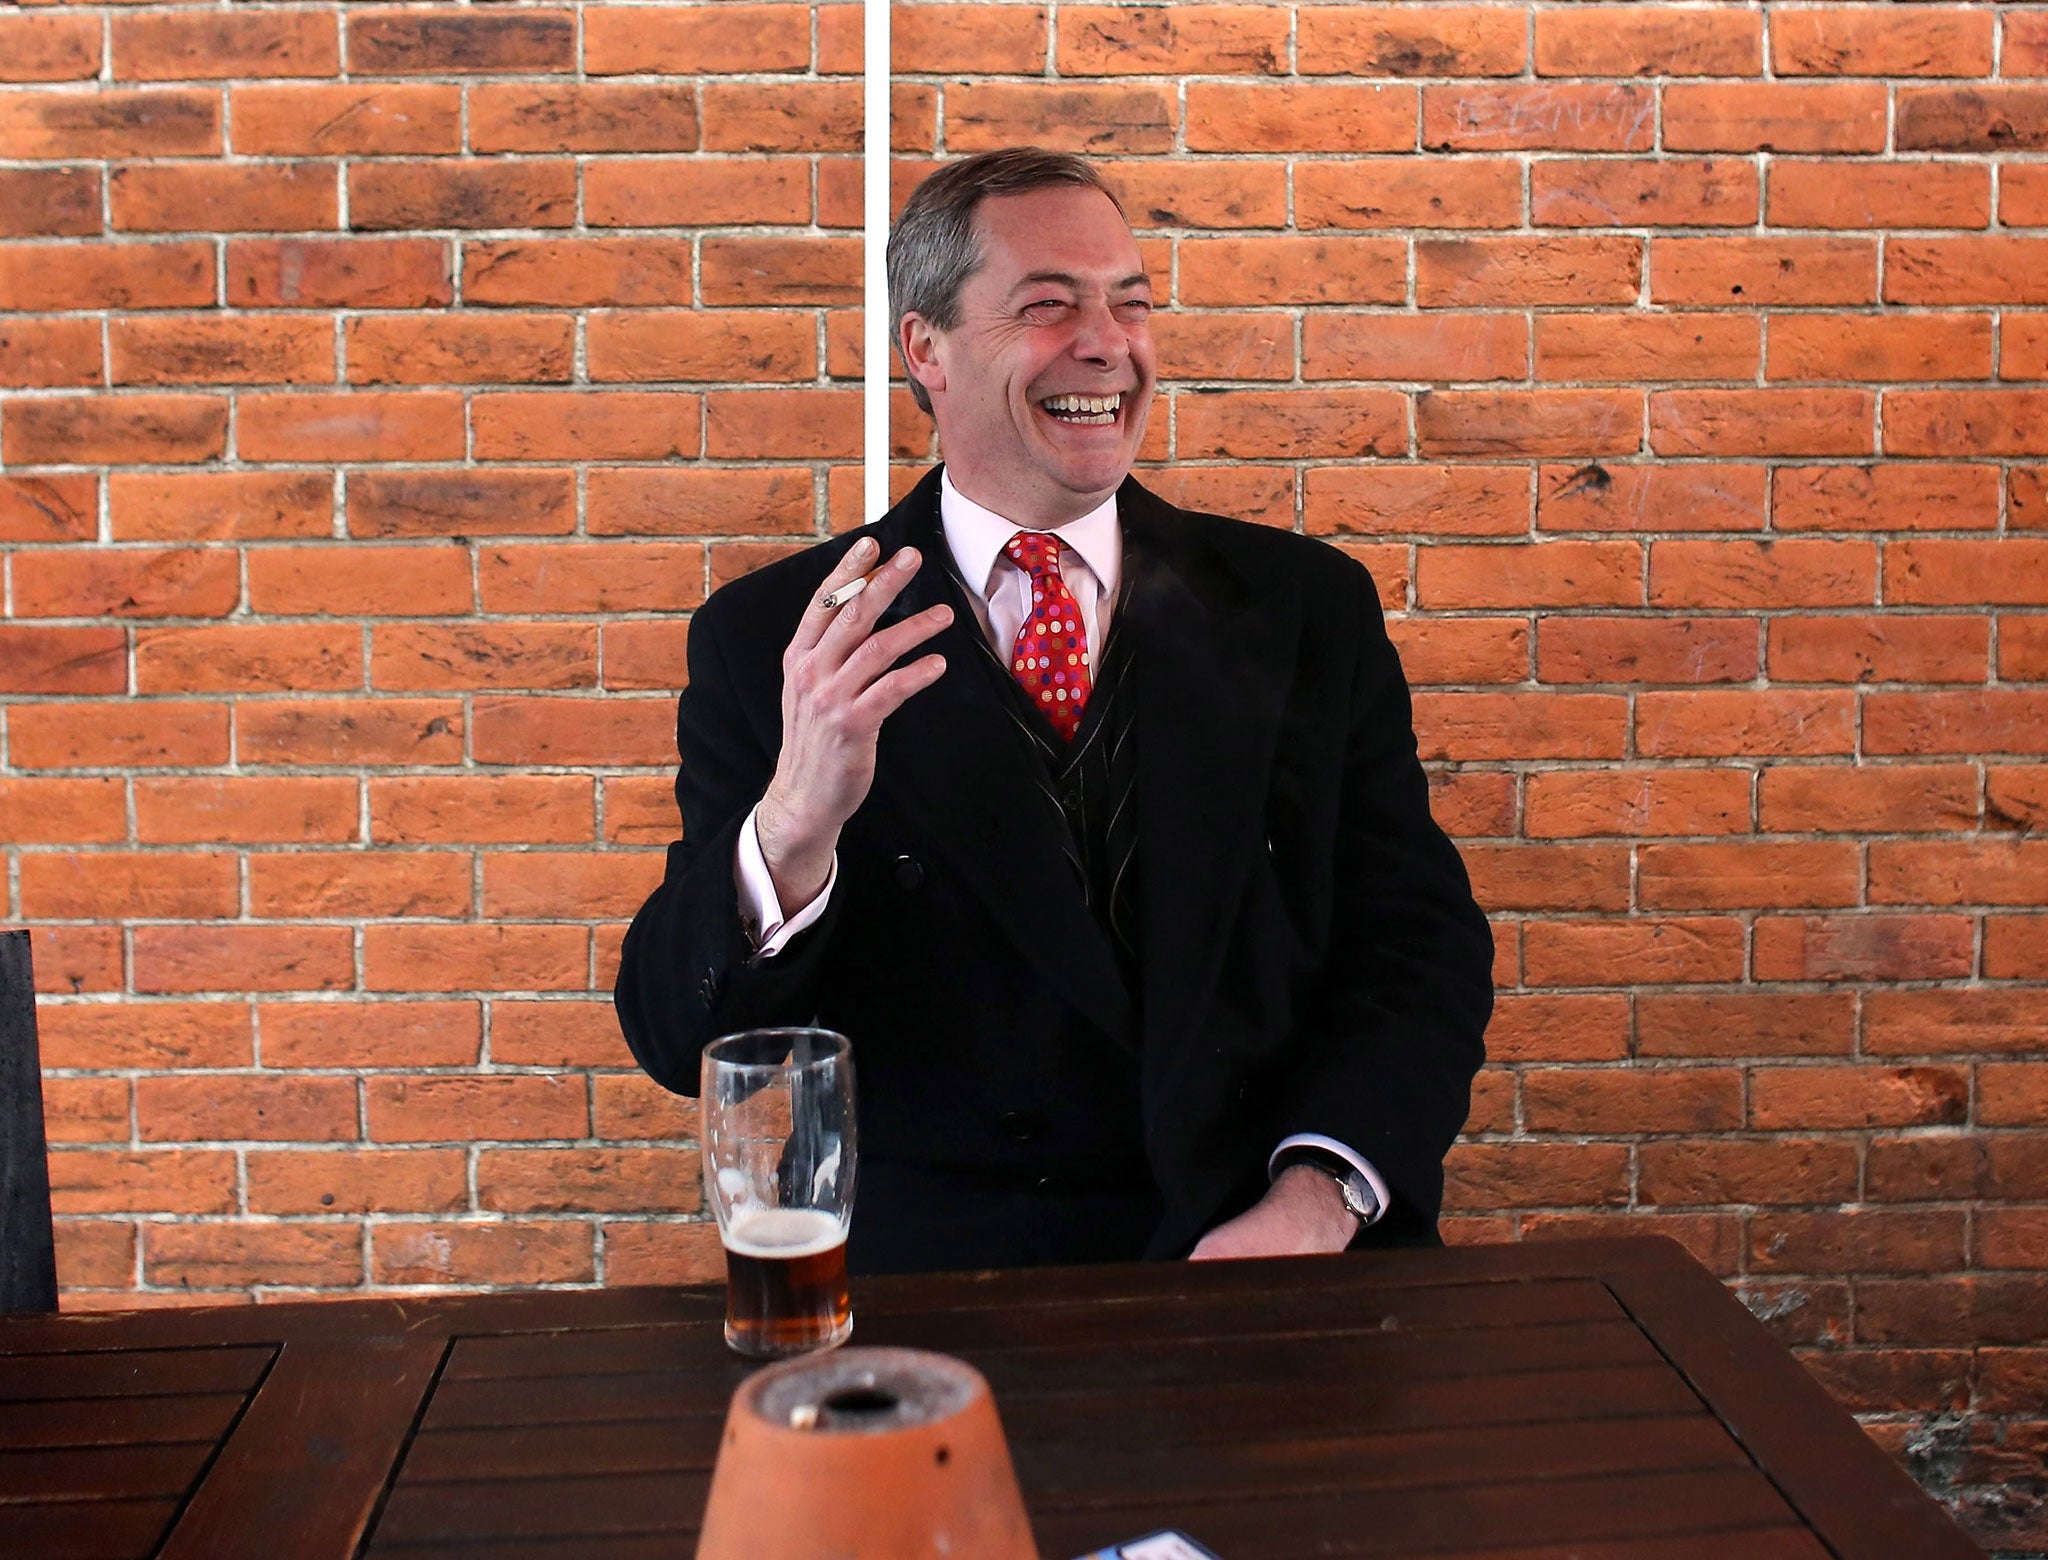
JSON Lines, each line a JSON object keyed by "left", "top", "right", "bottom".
{"left": 0, "top": 1236, "right": 1984, "bottom": 1560}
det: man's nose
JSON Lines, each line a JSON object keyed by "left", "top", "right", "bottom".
{"left": 1069, "top": 298, "right": 1129, "bottom": 363}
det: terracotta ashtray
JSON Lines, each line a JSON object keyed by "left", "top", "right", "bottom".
{"left": 696, "top": 1346, "right": 1040, "bottom": 1560}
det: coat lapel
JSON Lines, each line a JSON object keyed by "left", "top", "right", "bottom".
{"left": 868, "top": 471, "right": 1137, "bottom": 1045}
{"left": 1115, "top": 481, "right": 1301, "bottom": 1071}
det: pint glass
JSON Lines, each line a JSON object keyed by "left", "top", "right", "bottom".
{"left": 701, "top": 1028, "right": 856, "bottom": 1357}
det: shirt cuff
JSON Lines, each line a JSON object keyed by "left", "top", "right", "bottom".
{"left": 1269, "top": 1133, "right": 1391, "bottom": 1229}
{"left": 734, "top": 803, "right": 837, "bottom": 958}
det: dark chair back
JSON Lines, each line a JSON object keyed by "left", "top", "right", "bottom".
{"left": 1, "top": 930, "right": 57, "bottom": 1315}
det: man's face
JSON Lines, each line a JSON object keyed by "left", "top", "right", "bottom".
{"left": 905, "top": 185, "right": 1157, "bottom": 527}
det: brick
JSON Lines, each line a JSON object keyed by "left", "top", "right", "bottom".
{"left": 1539, "top": 462, "right": 1766, "bottom": 534}
{"left": 585, "top": 310, "right": 811, "bottom": 385}
{"left": 346, "top": 315, "right": 570, "bottom": 388}
{"left": 1135, "top": 466, "right": 1293, "bottom": 528}
{"left": 586, "top": 3, "right": 809, "bottom": 73}
{"left": 260, "top": 1000, "right": 480, "bottom": 1068}
{"left": 110, "top": 161, "right": 335, "bottom": 236}
{"left": 0, "top": 625, "right": 126, "bottom": 696}
{"left": 1755, "top": 914, "right": 1975, "bottom": 982}
{"left": 1652, "top": 237, "right": 1876, "bottom": 308}
{"left": 1540, "top": 614, "right": 1761, "bottom": 679}
{"left": 4, "top": 395, "right": 227, "bottom": 467}
{"left": 945, "top": 82, "right": 1173, "bottom": 155}
{"left": 1869, "top": 1132, "right": 2048, "bottom": 1200}
{"left": 363, "top": 923, "right": 587, "bottom": 994}
{"left": 1980, "top": 1210, "right": 2048, "bottom": 1270}
{"left": 1781, "top": 313, "right": 1995, "bottom": 385}
{"left": 111, "top": 316, "right": 332, "bottom": 387}
{"left": 1767, "top": 160, "right": 1989, "bottom": 231}
{"left": 2007, "top": 316, "right": 2048, "bottom": 382}
{"left": 601, "top": 1221, "right": 723, "bottom": 1286}
{"left": 600, "top": 621, "right": 689, "bottom": 692}
{"left": 1462, "top": 1071, "right": 1514, "bottom": 1135}
{"left": 1801, "top": 1348, "right": 1971, "bottom": 1413}
{"left": 1414, "top": 691, "right": 1627, "bottom": 762}
{"left": 1768, "top": 615, "right": 1989, "bottom": 686}
{"left": 231, "top": 84, "right": 459, "bottom": 156}
{"left": 21, "top": 850, "right": 237, "bottom": 922}
{"left": 1424, "top": 84, "right": 1653, "bottom": 153}
{"left": 0, "top": 90, "right": 219, "bottom": 159}
{"left": 1761, "top": 762, "right": 1978, "bottom": 835}
{"left": 0, "top": 473, "right": 95, "bottom": 543}
{"left": 1752, "top": 1209, "right": 1969, "bottom": 1274}
{"left": 1535, "top": 7, "right": 1759, "bottom": 76}
{"left": 1666, "top": 83, "right": 1887, "bottom": 153}
{"left": 1980, "top": 1064, "right": 2048, "bottom": 1128}
{"left": 1651, "top": 538, "right": 1877, "bottom": 610}
{"left": 1415, "top": 540, "right": 1640, "bottom": 610}
{"left": 54, "top": 1222, "right": 138, "bottom": 1290}
{"left": 135, "top": 776, "right": 357, "bottom": 845}
{"left": 586, "top": 466, "right": 812, "bottom": 538}
{"left": 1858, "top": 1278, "right": 2048, "bottom": 1346}
{"left": 374, "top": 1221, "right": 592, "bottom": 1287}
{"left": 347, "top": 9, "right": 573, "bottom": 74}
{"left": 1420, "top": 236, "right": 1641, "bottom": 309}
{"left": 1179, "top": 237, "right": 1404, "bottom": 308}
{"left": 591, "top": 1074, "right": 698, "bottom": 1142}
{"left": 1148, "top": 313, "right": 1294, "bottom": 383}
{"left": 1098, "top": 162, "right": 1286, "bottom": 233}
{"left": 1524, "top": 1066, "right": 1744, "bottom": 1134}
{"left": 700, "top": 235, "right": 859, "bottom": 306}
{"left": 1900, "top": 86, "right": 2048, "bottom": 152}
{"left": 1415, "top": 389, "right": 1640, "bottom": 458}
{"left": 236, "top": 697, "right": 464, "bottom": 767}
{"left": 471, "top": 83, "right": 699, "bottom": 154}
{"left": 11, "top": 545, "right": 237, "bottom": 620}
{"left": 469, "top": 695, "right": 676, "bottom": 767}
{"left": 1639, "top": 992, "right": 1856, "bottom": 1059}
{"left": 0, "top": 167, "right": 99, "bottom": 239}
{"left": 584, "top": 157, "right": 808, "bottom": 229}
{"left": 487, "top": 1000, "right": 627, "bottom": 1068}
{"left": 112, "top": 11, "right": 338, "bottom": 80}
{"left": 472, "top": 392, "right": 702, "bottom": 462}
{"left": 238, "top": 391, "right": 463, "bottom": 463}
{"left": 42, "top": 1079, "right": 124, "bottom": 1146}
{"left": 1460, "top": 843, "right": 1630, "bottom": 913}
{"left": 9, "top": 701, "right": 229, "bottom": 770}
{"left": 368, "top": 1075, "right": 587, "bottom": 1144}
{"left": 1524, "top": 1212, "right": 1741, "bottom": 1276}
{"left": 1888, "top": 539, "right": 2048, "bottom": 607}
{"left": 2014, "top": 12, "right": 2048, "bottom": 75}
{"left": 1774, "top": 464, "right": 1998, "bottom": 533}
{"left": 1536, "top": 314, "right": 1756, "bottom": 382}
{"left": 0, "top": 13, "right": 101, "bottom": 81}
{"left": 133, "top": 926, "right": 355, "bottom": 996}
{"left": 1485, "top": 994, "right": 1629, "bottom": 1063}
{"left": 704, "top": 388, "right": 859, "bottom": 460}
{"left": 1888, "top": 239, "right": 2048, "bottom": 307}
{"left": 26, "top": 927, "right": 123, "bottom": 996}
{"left": 49, "top": 1150, "right": 236, "bottom": 1216}
{"left": 247, "top": 853, "right": 470, "bottom": 920}
{"left": 885, "top": 3, "right": 1046, "bottom": 72}
{"left": 1442, "top": 1143, "right": 1630, "bottom": 1210}
{"left": 348, "top": 161, "right": 575, "bottom": 232}
{"left": 111, "top": 472, "right": 332, "bottom": 542}
{"left": 1297, "top": 6, "right": 1523, "bottom": 75}
{"left": 248, "top": 1148, "right": 466, "bottom": 1216}
{"left": 1641, "top": 1138, "right": 1860, "bottom": 1208}
{"left": 473, "top": 542, "right": 700, "bottom": 615}
{"left": 699, "top": 81, "right": 857, "bottom": 153}
{"left": 1524, "top": 768, "right": 1750, "bottom": 837}
{"left": 0, "top": 318, "right": 102, "bottom": 387}
{"left": 39, "top": 1001, "right": 251, "bottom": 1071}
{"left": 146, "top": 1223, "right": 361, "bottom": 1291}
{"left": 1773, "top": 6, "right": 1993, "bottom": 77}
{"left": 1310, "top": 160, "right": 1524, "bottom": 234}
{"left": 1639, "top": 688, "right": 1856, "bottom": 762}
{"left": 140, "top": 1073, "right": 357, "bottom": 1144}
{"left": 1304, "top": 314, "right": 1524, "bottom": 385}
{"left": 601, "top": 777, "right": 677, "bottom": 846}
{"left": 1753, "top": 1066, "right": 1970, "bottom": 1132}
{"left": 1185, "top": 84, "right": 1412, "bottom": 154}
{"left": 370, "top": 776, "right": 592, "bottom": 846}
{"left": 1177, "top": 389, "right": 1403, "bottom": 462}
{"left": 1651, "top": 389, "right": 1874, "bottom": 458}
{"left": 0, "top": 239, "right": 211, "bottom": 311}
{"left": 1058, "top": 5, "right": 1285, "bottom": 74}
{"left": 478, "top": 1147, "right": 699, "bottom": 1214}
{"left": 1304, "top": 465, "right": 1526, "bottom": 538}
{"left": 0, "top": 778, "right": 125, "bottom": 845}
{"left": 1989, "top": 766, "right": 2048, "bottom": 831}
{"left": 373, "top": 623, "right": 596, "bottom": 693}
{"left": 1640, "top": 839, "right": 1860, "bottom": 909}
{"left": 1531, "top": 157, "right": 1756, "bottom": 228}
{"left": 2002, "top": 166, "right": 2048, "bottom": 226}
{"left": 227, "top": 237, "right": 449, "bottom": 309}
{"left": 1866, "top": 690, "right": 2048, "bottom": 757}
{"left": 1523, "top": 918, "right": 1745, "bottom": 986}
{"left": 483, "top": 851, "right": 665, "bottom": 920}
{"left": 1872, "top": 839, "right": 2048, "bottom": 907}
{"left": 347, "top": 468, "right": 575, "bottom": 538}
{"left": 1384, "top": 618, "right": 1527, "bottom": 685}
{"left": 1889, "top": 390, "right": 2048, "bottom": 457}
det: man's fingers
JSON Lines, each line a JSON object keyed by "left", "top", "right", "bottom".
{"left": 852, "top": 653, "right": 948, "bottom": 723}
{"left": 787, "top": 536, "right": 880, "bottom": 659}
{"left": 815, "top": 544, "right": 922, "bottom": 656}
{"left": 839, "top": 603, "right": 953, "bottom": 690}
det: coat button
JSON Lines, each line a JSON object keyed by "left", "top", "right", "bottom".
{"left": 997, "top": 1111, "right": 1039, "bottom": 1143}
{"left": 892, "top": 855, "right": 925, "bottom": 891}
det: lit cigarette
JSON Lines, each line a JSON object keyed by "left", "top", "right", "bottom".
{"left": 819, "top": 570, "right": 879, "bottom": 610}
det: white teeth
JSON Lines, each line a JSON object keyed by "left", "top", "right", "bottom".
{"left": 1041, "top": 394, "right": 1121, "bottom": 415}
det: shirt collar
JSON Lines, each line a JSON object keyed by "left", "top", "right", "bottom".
{"left": 939, "top": 468, "right": 1122, "bottom": 600}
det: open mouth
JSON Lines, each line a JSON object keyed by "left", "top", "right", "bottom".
{"left": 1038, "top": 393, "right": 1121, "bottom": 426}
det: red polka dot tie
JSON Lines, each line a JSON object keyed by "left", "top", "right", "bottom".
{"left": 1005, "top": 531, "right": 1091, "bottom": 741}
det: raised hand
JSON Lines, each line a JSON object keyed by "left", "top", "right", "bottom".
{"left": 754, "top": 538, "right": 953, "bottom": 912}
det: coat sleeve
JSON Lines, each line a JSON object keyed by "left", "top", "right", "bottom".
{"left": 1271, "top": 561, "right": 1494, "bottom": 1242}
{"left": 613, "top": 595, "right": 845, "bottom": 1098}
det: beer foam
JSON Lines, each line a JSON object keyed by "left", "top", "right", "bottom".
{"left": 725, "top": 1206, "right": 845, "bottom": 1260}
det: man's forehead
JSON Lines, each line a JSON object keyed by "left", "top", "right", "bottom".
{"left": 972, "top": 187, "right": 1147, "bottom": 284}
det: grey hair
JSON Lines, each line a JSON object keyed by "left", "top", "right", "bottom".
{"left": 887, "top": 148, "right": 1124, "bottom": 415}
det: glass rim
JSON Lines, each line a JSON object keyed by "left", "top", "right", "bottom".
{"left": 702, "top": 1026, "right": 851, "bottom": 1073}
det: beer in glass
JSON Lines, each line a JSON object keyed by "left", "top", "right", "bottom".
{"left": 701, "top": 1028, "right": 855, "bottom": 1357}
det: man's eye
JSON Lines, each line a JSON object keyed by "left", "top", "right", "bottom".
{"left": 1024, "top": 299, "right": 1069, "bottom": 316}
{"left": 1116, "top": 299, "right": 1153, "bottom": 319}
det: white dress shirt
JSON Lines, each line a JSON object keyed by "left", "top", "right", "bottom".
{"left": 731, "top": 471, "right": 1389, "bottom": 1227}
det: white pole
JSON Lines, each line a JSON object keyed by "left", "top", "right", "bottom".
{"left": 862, "top": 0, "right": 891, "bottom": 521}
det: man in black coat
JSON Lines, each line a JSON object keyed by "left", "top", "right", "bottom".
{"left": 616, "top": 149, "right": 1493, "bottom": 1276}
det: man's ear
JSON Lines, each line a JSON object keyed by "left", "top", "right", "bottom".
{"left": 900, "top": 314, "right": 946, "bottom": 400}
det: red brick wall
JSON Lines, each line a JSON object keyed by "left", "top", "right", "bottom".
{"left": 1, "top": 2, "right": 2043, "bottom": 1546}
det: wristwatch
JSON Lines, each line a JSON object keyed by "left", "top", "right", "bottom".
{"left": 1271, "top": 1146, "right": 1381, "bottom": 1227}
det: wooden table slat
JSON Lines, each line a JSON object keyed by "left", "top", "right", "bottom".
{"left": 0, "top": 1394, "right": 245, "bottom": 1452}
{"left": 0, "top": 1442, "right": 215, "bottom": 1504}
{"left": 154, "top": 1335, "right": 444, "bottom": 1560}
{"left": 0, "top": 1495, "right": 180, "bottom": 1560}
{"left": 0, "top": 1346, "right": 273, "bottom": 1404}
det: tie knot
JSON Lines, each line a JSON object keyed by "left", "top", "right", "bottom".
{"left": 1005, "top": 531, "right": 1062, "bottom": 577}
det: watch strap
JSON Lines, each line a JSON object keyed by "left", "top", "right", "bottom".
{"left": 1271, "top": 1145, "right": 1381, "bottom": 1226}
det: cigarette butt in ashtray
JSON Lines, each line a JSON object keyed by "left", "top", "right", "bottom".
{"left": 695, "top": 1346, "right": 1038, "bottom": 1560}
